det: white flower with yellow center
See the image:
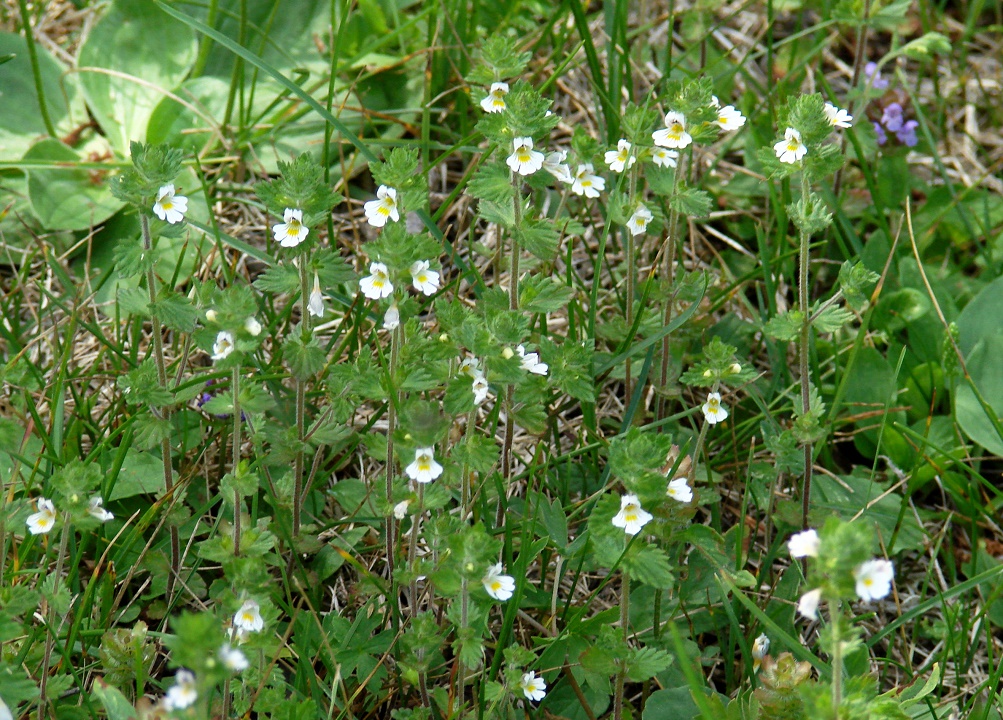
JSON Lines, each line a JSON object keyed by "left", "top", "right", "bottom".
{"left": 219, "top": 644, "right": 249, "bottom": 672}
{"left": 611, "top": 493, "right": 653, "bottom": 536}
{"left": 752, "top": 633, "right": 770, "bottom": 670}
{"left": 507, "top": 137, "right": 544, "bottom": 176}
{"left": 516, "top": 345, "right": 548, "bottom": 375}
{"left": 153, "top": 184, "right": 188, "bottom": 225}
{"left": 212, "top": 330, "right": 235, "bottom": 361}
{"left": 701, "top": 392, "right": 728, "bottom": 424}
{"left": 233, "top": 599, "right": 264, "bottom": 633}
{"left": 360, "top": 262, "right": 394, "bottom": 300}
{"left": 854, "top": 559, "right": 894, "bottom": 601}
{"left": 543, "top": 150, "right": 573, "bottom": 184}
{"left": 797, "top": 588, "right": 823, "bottom": 620}
{"left": 823, "top": 102, "right": 853, "bottom": 128}
{"left": 651, "top": 147, "right": 679, "bottom": 168}
{"left": 471, "top": 373, "right": 489, "bottom": 405}
{"left": 459, "top": 356, "right": 481, "bottom": 377}
{"left": 570, "top": 163, "right": 605, "bottom": 198}
{"left": 652, "top": 111, "right": 692, "bottom": 149}
{"left": 666, "top": 477, "right": 692, "bottom": 503}
{"left": 405, "top": 447, "right": 443, "bottom": 484}
{"left": 410, "top": 260, "right": 440, "bottom": 296}
{"left": 519, "top": 671, "right": 547, "bottom": 702}
{"left": 88, "top": 496, "right": 114, "bottom": 522}
{"left": 364, "top": 185, "right": 400, "bottom": 228}
{"left": 605, "top": 139, "right": 636, "bottom": 173}
{"left": 26, "top": 497, "right": 57, "bottom": 535}
{"left": 774, "top": 127, "right": 807, "bottom": 164}
{"left": 787, "top": 529, "right": 821, "bottom": 558}
{"left": 627, "top": 204, "right": 652, "bottom": 236}
{"left": 308, "top": 273, "right": 325, "bottom": 318}
{"left": 480, "top": 82, "right": 509, "bottom": 113}
{"left": 714, "top": 102, "right": 746, "bottom": 132}
{"left": 482, "top": 563, "right": 516, "bottom": 601}
{"left": 272, "top": 208, "right": 309, "bottom": 247}
{"left": 164, "top": 670, "right": 198, "bottom": 710}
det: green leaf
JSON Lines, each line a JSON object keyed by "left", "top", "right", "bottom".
{"left": 764, "top": 310, "right": 804, "bottom": 342}
{"left": 626, "top": 646, "right": 673, "bottom": 682}
{"left": 519, "top": 276, "right": 575, "bottom": 314}
{"left": 669, "top": 187, "right": 712, "bottom": 218}
{"left": 254, "top": 264, "right": 301, "bottom": 294}
{"left": 467, "top": 161, "right": 514, "bottom": 205}
{"left": 515, "top": 219, "right": 560, "bottom": 260}
{"left": 901, "top": 31, "right": 951, "bottom": 59}
{"left": 150, "top": 291, "right": 197, "bottom": 333}
{"left": 117, "top": 287, "right": 151, "bottom": 318}
{"left": 838, "top": 261, "right": 879, "bottom": 311}
{"left": 642, "top": 688, "right": 701, "bottom": 720}
{"left": 77, "top": 0, "right": 198, "bottom": 154}
{"left": 284, "top": 333, "right": 326, "bottom": 381}
{"left": 623, "top": 545, "right": 674, "bottom": 589}
{"left": 812, "top": 303, "right": 854, "bottom": 334}
{"left": 109, "top": 449, "right": 167, "bottom": 501}
{"left": 92, "top": 678, "right": 138, "bottom": 720}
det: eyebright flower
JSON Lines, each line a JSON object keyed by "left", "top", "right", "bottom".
{"left": 480, "top": 81, "right": 509, "bottom": 113}
{"left": 519, "top": 671, "right": 547, "bottom": 702}
{"left": 752, "top": 633, "right": 770, "bottom": 670}
{"left": 153, "top": 184, "right": 188, "bottom": 224}
{"left": 219, "top": 644, "right": 249, "bottom": 672}
{"left": 701, "top": 392, "right": 729, "bottom": 424}
{"left": 787, "top": 529, "right": 821, "bottom": 558}
{"left": 272, "top": 208, "right": 308, "bottom": 247}
{"left": 459, "top": 356, "right": 481, "bottom": 377}
{"left": 774, "top": 127, "right": 807, "bottom": 164}
{"left": 405, "top": 447, "right": 443, "bottom": 484}
{"left": 471, "top": 373, "right": 489, "bottom": 405}
{"left": 360, "top": 262, "right": 393, "bottom": 300}
{"left": 517, "top": 345, "right": 548, "bottom": 375}
{"left": 507, "top": 137, "right": 545, "bottom": 176}
{"left": 605, "top": 139, "right": 636, "bottom": 173}
{"left": 88, "top": 496, "right": 114, "bottom": 522}
{"left": 0, "top": 697, "right": 11, "bottom": 720}
{"left": 307, "top": 273, "right": 325, "bottom": 318}
{"left": 570, "top": 163, "right": 605, "bottom": 198}
{"left": 797, "top": 588, "right": 823, "bottom": 620}
{"left": 410, "top": 260, "right": 440, "bottom": 296}
{"left": 854, "top": 559, "right": 894, "bottom": 601}
{"left": 364, "top": 186, "right": 400, "bottom": 228}
{"left": 212, "top": 330, "right": 235, "bottom": 361}
{"left": 164, "top": 670, "right": 198, "bottom": 710}
{"left": 612, "top": 493, "right": 653, "bottom": 536}
{"left": 864, "top": 61, "right": 889, "bottom": 90}
{"left": 383, "top": 303, "right": 400, "bottom": 330}
{"left": 244, "top": 316, "right": 262, "bottom": 336}
{"left": 652, "top": 111, "right": 692, "bottom": 149}
{"left": 26, "top": 498, "right": 57, "bottom": 535}
{"left": 482, "top": 562, "right": 516, "bottom": 601}
{"left": 205, "top": 309, "right": 218, "bottom": 323}
{"left": 393, "top": 499, "right": 410, "bottom": 520}
{"left": 712, "top": 98, "right": 746, "bottom": 131}
{"left": 627, "top": 204, "right": 653, "bottom": 236}
{"left": 543, "top": 150, "right": 573, "bottom": 183}
{"left": 651, "top": 147, "right": 679, "bottom": 168}
{"left": 824, "top": 102, "right": 853, "bottom": 129}
{"left": 233, "top": 599, "right": 264, "bottom": 633}
{"left": 666, "top": 477, "right": 693, "bottom": 503}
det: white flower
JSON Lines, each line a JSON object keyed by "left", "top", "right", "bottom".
{"left": 605, "top": 139, "right": 636, "bottom": 173}
{"left": 774, "top": 127, "right": 807, "bottom": 164}
{"left": 652, "top": 111, "right": 692, "bottom": 149}
{"left": 714, "top": 103, "right": 746, "bottom": 131}
{"left": 516, "top": 345, "right": 548, "bottom": 375}
{"left": 233, "top": 599, "right": 264, "bottom": 633}
{"left": 666, "top": 477, "right": 692, "bottom": 503}
{"left": 393, "top": 499, "right": 410, "bottom": 520}
{"left": 471, "top": 373, "right": 490, "bottom": 405}
{"left": 212, "top": 330, "right": 235, "bottom": 361}
{"left": 797, "top": 588, "right": 823, "bottom": 620}
{"left": 272, "top": 207, "right": 309, "bottom": 247}
{"left": 482, "top": 562, "right": 516, "bottom": 601}
{"left": 520, "top": 671, "right": 547, "bottom": 702}
{"left": 244, "top": 316, "right": 262, "bottom": 336}
{"left": 701, "top": 392, "right": 728, "bottom": 424}
{"left": 87, "top": 496, "right": 114, "bottom": 522}
{"left": 219, "top": 644, "right": 249, "bottom": 672}
{"left": 360, "top": 262, "right": 394, "bottom": 300}
{"left": 364, "top": 186, "right": 400, "bottom": 228}
{"left": 570, "top": 163, "right": 605, "bottom": 198}
{"left": 205, "top": 309, "right": 218, "bottom": 323}
{"left": 651, "top": 147, "right": 679, "bottom": 168}
{"left": 383, "top": 303, "right": 400, "bottom": 330}
{"left": 152, "top": 184, "right": 188, "bottom": 224}
{"left": 729, "top": 362, "right": 742, "bottom": 374}
{"left": 0, "top": 697, "right": 11, "bottom": 720}
{"left": 823, "top": 102, "right": 853, "bottom": 129}
{"left": 627, "top": 204, "right": 652, "bottom": 236}
{"left": 164, "top": 670, "right": 198, "bottom": 710}
{"left": 507, "top": 137, "right": 544, "bottom": 176}
{"left": 752, "top": 633, "right": 770, "bottom": 662}
{"left": 480, "top": 82, "right": 509, "bottom": 113}
{"left": 410, "top": 260, "right": 440, "bottom": 295}
{"left": 459, "top": 356, "right": 481, "bottom": 377}
{"left": 611, "top": 493, "right": 653, "bottom": 536}
{"left": 226, "top": 626, "right": 250, "bottom": 645}
{"left": 854, "top": 559, "right": 894, "bottom": 601}
{"left": 307, "top": 274, "right": 325, "bottom": 318}
{"left": 543, "top": 150, "right": 573, "bottom": 183}
{"left": 405, "top": 447, "right": 443, "bottom": 484}
{"left": 26, "top": 497, "right": 56, "bottom": 535}
{"left": 787, "top": 529, "right": 821, "bottom": 558}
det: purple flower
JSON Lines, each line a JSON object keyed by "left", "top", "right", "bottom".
{"left": 896, "top": 120, "right": 919, "bottom": 147}
{"left": 881, "top": 103, "right": 904, "bottom": 132}
{"left": 873, "top": 121, "right": 888, "bottom": 146}
{"left": 864, "top": 62, "right": 889, "bottom": 90}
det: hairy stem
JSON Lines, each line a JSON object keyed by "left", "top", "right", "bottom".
{"left": 798, "top": 171, "right": 813, "bottom": 530}
{"left": 408, "top": 483, "right": 424, "bottom": 611}
{"left": 657, "top": 155, "right": 686, "bottom": 419}
{"left": 38, "top": 514, "right": 70, "bottom": 720}
{"left": 613, "top": 568, "right": 630, "bottom": 720}
{"left": 232, "top": 366, "right": 242, "bottom": 558}
{"left": 625, "top": 160, "right": 639, "bottom": 405}
{"left": 385, "top": 324, "right": 402, "bottom": 633}
{"left": 830, "top": 601, "right": 843, "bottom": 713}
{"left": 293, "top": 257, "right": 312, "bottom": 537}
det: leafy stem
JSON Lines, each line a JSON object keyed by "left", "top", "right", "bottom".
{"left": 798, "top": 169, "right": 813, "bottom": 530}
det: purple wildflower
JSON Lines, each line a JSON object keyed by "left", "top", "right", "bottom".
{"left": 881, "top": 103, "right": 904, "bottom": 132}
{"left": 873, "top": 121, "right": 888, "bottom": 146}
{"left": 896, "top": 120, "right": 919, "bottom": 147}
{"left": 864, "top": 62, "right": 889, "bottom": 90}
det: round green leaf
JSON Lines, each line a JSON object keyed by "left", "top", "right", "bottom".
{"left": 24, "top": 139, "right": 124, "bottom": 230}
{"left": 955, "top": 335, "right": 1003, "bottom": 456}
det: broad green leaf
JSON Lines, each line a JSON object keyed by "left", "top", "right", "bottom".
{"left": 642, "top": 688, "right": 700, "bottom": 720}
{"left": 146, "top": 76, "right": 228, "bottom": 153}
{"left": 955, "top": 335, "right": 1003, "bottom": 456}
{"left": 108, "top": 448, "right": 167, "bottom": 501}
{"left": 91, "top": 679, "right": 138, "bottom": 720}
